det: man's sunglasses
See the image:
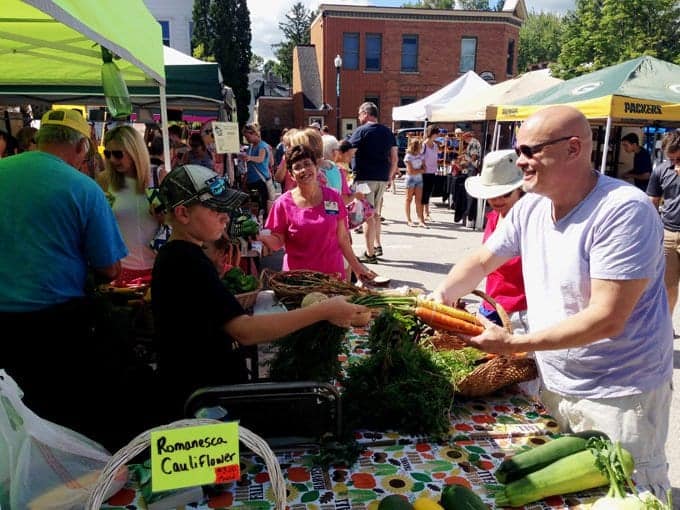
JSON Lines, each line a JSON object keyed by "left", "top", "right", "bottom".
{"left": 514, "top": 136, "right": 577, "bottom": 158}
{"left": 103, "top": 149, "right": 125, "bottom": 159}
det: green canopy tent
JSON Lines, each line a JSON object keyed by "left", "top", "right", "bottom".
{"left": 496, "top": 56, "right": 680, "bottom": 172}
{"left": 0, "top": 46, "right": 233, "bottom": 119}
{"left": 0, "top": 0, "right": 168, "bottom": 156}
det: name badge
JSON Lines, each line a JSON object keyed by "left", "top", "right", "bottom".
{"left": 324, "top": 200, "right": 339, "bottom": 215}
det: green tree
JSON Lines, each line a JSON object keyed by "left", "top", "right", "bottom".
{"left": 192, "top": 0, "right": 252, "bottom": 127}
{"left": 457, "top": 0, "right": 490, "bottom": 9}
{"left": 250, "top": 53, "right": 264, "bottom": 72}
{"left": 401, "top": 0, "right": 454, "bottom": 7}
{"left": 518, "top": 11, "right": 564, "bottom": 72}
{"left": 263, "top": 59, "right": 277, "bottom": 77}
{"left": 401, "top": 0, "right": 497, "bottom": 8}
{"left": 271, "top": 2, "right": 316, "bottom": 84}
{"left": 552, "top": 0, "right": 680, "bottom": 79}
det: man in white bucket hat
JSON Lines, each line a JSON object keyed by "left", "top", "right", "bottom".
{"left": 464, "top": 150, "right": 528, "bottom": 335}
{"left": 433, "top": 105, "right": 672, "bottom": 498}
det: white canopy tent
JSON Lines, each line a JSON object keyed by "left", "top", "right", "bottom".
{"left": 391, "top": 71, "right": 490, "bottom": 122}
{"left": 426, "top": 69, "right": 563, "bottom": 123}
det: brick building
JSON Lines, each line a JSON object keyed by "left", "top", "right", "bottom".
{"left": 284, "top": 1, "right": 526, "bottom": 138}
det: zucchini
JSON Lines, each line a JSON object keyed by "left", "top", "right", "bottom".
{"left": 494, "top": 430, "right": 609, "bottom": 483}
{"left": 495, "top": 446, "right": 634, "bottom": 507}
{"left": 440, "top": 484, "right": 487, "bottom": 510}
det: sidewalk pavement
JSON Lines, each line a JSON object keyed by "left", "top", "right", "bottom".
{"left": 262, "top": 180, "right": 680, "bottom": 501}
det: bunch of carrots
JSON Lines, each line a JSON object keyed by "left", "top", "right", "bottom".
{"left": 414, "top": 300, "right": 484, "bottom": 336}
{"left": 351, "top": 295, "right": 484, "bottom": 337}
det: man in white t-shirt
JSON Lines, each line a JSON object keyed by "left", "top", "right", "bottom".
{"left": 433, "top": 105, "right": 673, "bottom": 499}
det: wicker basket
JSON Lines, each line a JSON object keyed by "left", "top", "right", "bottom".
{"left": 439, "top": 289, "right": 538, "bottom": 398}
{"left": 86, "top": 419, "right": 286, "bottom": 510}
{"left": 235, "top": 287, "right": 261, "bottom": 311}
{"left": 260, "top": 268, "right": 373, "bottom": 308}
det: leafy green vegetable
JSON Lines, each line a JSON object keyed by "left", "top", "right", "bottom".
{"left": 429, "top": 346, "right": 486, "bottom": 389}
{"left": 342, "top": 309, "right": 454, "bottom": 436}
{"left": 588, "top": 437, "right": 672, "bottom": 510}
{"left": 267, "top": 321, "right": 348, "bottom": 382}
{"left": 222, "top": 267, "right": 259, "bottom": 294}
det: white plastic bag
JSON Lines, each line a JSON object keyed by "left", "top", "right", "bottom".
{"left": 347, "top": 198, "right": 374, "bottom": 229}
{"left": 0, "top": 370, "right": 126, "bottom": 509}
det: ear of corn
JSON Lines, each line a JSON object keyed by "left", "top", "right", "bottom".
{"left": 495, "top": 446, "right": 634, "bottom": 507}
{"left": 495, "top": 430, "right": 610, "bottom": 483}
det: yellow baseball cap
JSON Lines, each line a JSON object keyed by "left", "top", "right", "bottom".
{"left": 40, "top": 109, "right": 90, "bottom": 138}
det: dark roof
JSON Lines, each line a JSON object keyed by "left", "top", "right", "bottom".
{"left": 296, "top": 45, "right": 323, "bottom": 109}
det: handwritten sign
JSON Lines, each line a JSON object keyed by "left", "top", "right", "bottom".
{"left": 212, "top": 121, "right": 241, "bottom": 154}
{"left": 150, "top": 422, "right": 240, "bottom": 492}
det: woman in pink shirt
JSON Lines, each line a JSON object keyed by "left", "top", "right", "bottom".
{"left": 260, "top": 144, "right": 376, "bottom": 282}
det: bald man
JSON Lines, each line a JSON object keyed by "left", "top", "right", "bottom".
{"left": 433, "top": 105, "right": 672, "bottom": 497}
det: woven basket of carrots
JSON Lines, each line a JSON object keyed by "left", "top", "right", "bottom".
{"left": 416, "top": 290, "right": 538, "bottom": 398}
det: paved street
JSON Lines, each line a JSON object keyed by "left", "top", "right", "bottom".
{"left": 352, "top": 181, "right": 679, "bottom": 505}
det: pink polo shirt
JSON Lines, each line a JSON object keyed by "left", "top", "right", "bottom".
{"left": 265, "top": 186, "right": 348, "bottom": 279}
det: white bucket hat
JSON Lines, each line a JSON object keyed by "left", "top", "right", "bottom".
{"left": 465, "top": 149, "right": 523, "bottom": 199}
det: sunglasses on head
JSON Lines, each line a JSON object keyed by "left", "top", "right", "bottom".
{"left": 103, "top": 149, "right": 124, "bottom": 159}
{"left": 514, "top": 135, "right": 577, "bottom": 158}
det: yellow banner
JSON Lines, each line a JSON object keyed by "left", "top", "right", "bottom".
{"left": 610, "top": 97, "right": 680, "bottom": 122}
{"left": 151, "top": 422, "right": 240, "bottom": 492}
{"left": 496, "top": 96, "right": 680, "bottom": 122}
{"left": 496, "top": 96, "right": 614, "bottom": 121}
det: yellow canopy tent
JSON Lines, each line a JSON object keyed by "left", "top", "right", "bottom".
{"left": 495, "top": 56, "right": 680, "bottom": 172}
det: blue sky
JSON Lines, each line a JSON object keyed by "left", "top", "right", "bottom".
{"left": 250, "top": 0, "right": 576, "bottom": 62}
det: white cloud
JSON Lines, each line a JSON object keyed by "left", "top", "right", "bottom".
{"left": 249, "top": 0, "right": 576, "bottom": 62}
{"left": 249, "top": 0, "right": 370, "bottom": 62}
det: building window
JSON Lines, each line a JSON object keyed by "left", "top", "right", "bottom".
{"left": 460, "top": 37, "right": 477, "bottom": 73}
{"left": 158, "top": 20, "right": 170, "bottom": 46}
{"left": 401, "top": 35, "right": 418, "bottom": 72}
{"left": 365, "top": 34, "right": 382, "bottom": 71}
{"left": 343, "top": 33, "right": 359, "bottom": 70}
{"left": 506, "top": 39, "right": 515, "bottom": 75}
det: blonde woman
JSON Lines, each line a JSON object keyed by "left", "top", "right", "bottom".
{"left": 96, "top": 125, "right": 158, "bottom": 286}
{"left": 403, "top": 137, "right": 427, "bottom": 227}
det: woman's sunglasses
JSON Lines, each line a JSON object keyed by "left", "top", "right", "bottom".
{"left": 103, "top": 149, "right": 124, "bottom": 160}
{"left": 514, "top": 135, "right": 577, "bottom": 158}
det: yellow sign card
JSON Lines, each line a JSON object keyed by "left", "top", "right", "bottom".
{"left": 150, "top": 422, "right": 240, "bottom": 492}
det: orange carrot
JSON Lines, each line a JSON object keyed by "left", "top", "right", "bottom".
{"left": 416, "top": 298, "right": 482, "bottom": 326}
{"left": 415, "top": 306, "right": 484, "bottom": 336}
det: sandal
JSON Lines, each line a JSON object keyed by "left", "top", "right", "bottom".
{"left": 359, "top": 252, "right": 378, "bottom": 264}
{"left": 374, "top": 246, "right": 383, "bottom": 257}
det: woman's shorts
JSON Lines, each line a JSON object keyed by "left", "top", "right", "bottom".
{"left": 405, "top": 174, "right": 423, "bottom": 189}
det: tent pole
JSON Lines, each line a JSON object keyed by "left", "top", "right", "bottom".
{"left": 492, "top": 122, "right": 500, "bottom": 150}
{"left": 600, "top": 117, "right": 612, "bottom": 173}
{"left": 159, "top": 85, "right": 171, "bottom": 171}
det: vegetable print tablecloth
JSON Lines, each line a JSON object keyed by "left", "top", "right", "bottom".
{"left": 103, "top": 430, "right": 603, "bottom": 509}
{"left": 102, "top": 326, "right": 604, "bottom": 509}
